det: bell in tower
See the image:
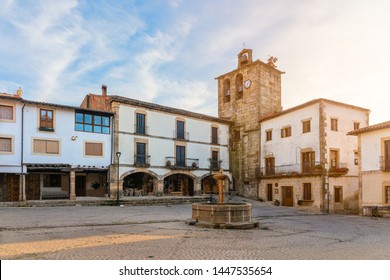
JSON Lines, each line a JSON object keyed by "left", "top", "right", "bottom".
{"left": 237, "top": 49, "right": 253, "bottom": 68}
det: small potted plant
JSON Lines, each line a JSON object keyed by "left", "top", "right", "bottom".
{"left": 91, "top": 182, "right": 100, "bottom": 190}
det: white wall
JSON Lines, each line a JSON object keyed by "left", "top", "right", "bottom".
{"left": 325, "top": 102, "right": 368, "bottom": 175}
{"left": 117, "top": 104, "right": 230, "bottom": 176}
{"left": 0, "top": 100, "right": 23, "bottom": 172}
{"left": 23, "top": 104, "right": 112, "bottom": 167}
{"left": 360, "top": 128, "right": 390, "bottom": 171}
{"left": 261, "top": 103, "right": 320, "bottom": 169}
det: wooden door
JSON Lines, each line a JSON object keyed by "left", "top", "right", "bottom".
{"left": 7, "top": 174, "right": 19, "bottom": 202}
{"left": 26, "top": 173, "right": 40, "bottom": 200}
{"left": 267, "top": 184, "right": 273, "bottom": 201}
{"left": 75, "top": 176, "right": 86, "bottom": 196}
{"left": 283, "top": 186, "right": 293, "bottom": 207}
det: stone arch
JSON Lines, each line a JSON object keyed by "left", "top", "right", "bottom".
{"left": 163, "top": 171, "right": 198, "bottom": 196}
{"left": 121, "top": 170, "right": 159, "bottom": 196}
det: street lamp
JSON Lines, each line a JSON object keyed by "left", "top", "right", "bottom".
{"left": 116, "top": 151, "right": 121, "bottom": 206}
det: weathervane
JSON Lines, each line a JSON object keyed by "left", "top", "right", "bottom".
{"left": 267, "top": 55, "right": 278, "bottom": 68}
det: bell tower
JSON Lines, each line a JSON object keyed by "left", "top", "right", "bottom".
{"left": 216, "top": 49, "right": 284, "bottom": 198}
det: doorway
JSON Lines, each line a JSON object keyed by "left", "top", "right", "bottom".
{"left": 282, "top": 186, "right": 293, "bottom": 206}
{"left": 76, "top": 176, "right": 86, "bottom": 196}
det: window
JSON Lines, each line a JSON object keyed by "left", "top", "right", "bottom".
{"left": 40, "top": 109, "right": 54, "bottom": 130}
{"left": 386, "top": 186, "right": 390, "bottom": 203}
{"left": 33, "top": 139, "right": 60, "bottom": 154}
{"left": 85, "top": 142, "right": 103, "bottom": 157}
{"left": 302, "top": 120, "right": 311, "bottom": 133}
{"left": 354, "top": 122, "right": 360, "bottom": 130}
{"left": 330, "top": 149, "right": 339, "bottom": 168}
{"left": 334, "top": 186, "right": 343, "bottom": 203}
{"left": 0, "top": 105, "right": 14, "bottom": 121}
{"left": 302, "top": 151, "right": 315, "bottom": 173}
{"left": 266, "top": 130, "right": 272, "bottom": 141}
{"left": 211, "top": 126, "right": 218, "bottom": 144}
{"left": 303, "top": 183, "right": 312, "bottom": 200}
{"left": 75, "top": 112, "right": 110, "bottom": 134}
{"left": 265, "top": 157, "right": 275, "bottom": 175}
{"left": 136, "top": 142, "right": 147, "bottom": 164}
{"left": 354, "top": 151, "right": 359, "bottom": 165}
{"left": 136, "top": 113, "right": 146, "bottom": 134}
{"left": 176, "top": 145, "right": 186, "bottom": 167}
{"left": 43, "top": 174, "right": 61, "bottom": 188}
{"left": 233, "top": 129, "right": 241, "bottom": 140}
{"left": 236, "top": 74, "right": 243, "bottom": 100}
{"left": 223, "top": 79, "right": 231, "bottom": 103}
{"left": 281, "top": 126, "right": 291, "bottom": 138}
{"left": 331, "top": 118, "right": 338, "bottom": 131}
{"left": 211, "top": 150, "right": 220, "bottom": 170}
{"left": 0, "top": 137, "right": 12, "bottom": 153}
{"left": 176, "top": 120, "right": 185, "bottom": 140}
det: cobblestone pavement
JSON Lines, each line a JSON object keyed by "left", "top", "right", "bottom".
{"left": 1, "top": 197, "right": 390, "bottom": 260}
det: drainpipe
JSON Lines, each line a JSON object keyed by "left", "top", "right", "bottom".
{"left": 20, "top": 103, "right": 26, "bottom": 201}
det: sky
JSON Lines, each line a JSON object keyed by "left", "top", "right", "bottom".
{"left": 1, "top": 0, "right": 390, "bottom": 124}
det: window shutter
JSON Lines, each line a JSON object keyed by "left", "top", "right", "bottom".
{"left": 0, "top": 137, "right": 12, "bottom": 152}
{"left": 85, "top": 142, "right": 103, "bottom": 156}
{"left": 0, "top": 105, "right": 13, "bottom": 120}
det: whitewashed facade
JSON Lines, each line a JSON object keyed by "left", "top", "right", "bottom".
{"left": 0, "top": 92, "right": 113, "bottom": 201}
{"left": 348, "top": 121, "right": 390, "bottom": 210}
{"left": 81, "top": 89, "right": 231, "bottom": 197}
{"left": 258, "top": 99, "right": 369, "bottom": 213}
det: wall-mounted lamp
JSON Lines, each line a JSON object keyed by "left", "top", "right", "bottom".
{"left": 71, "top": 136, "right": 78, "bottom": 141}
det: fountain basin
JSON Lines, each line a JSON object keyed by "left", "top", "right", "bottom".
{"left": 187, "top": 202, "right": 259, "bottom": 229}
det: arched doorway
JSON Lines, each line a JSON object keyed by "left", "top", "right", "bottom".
{"left": 164, "top": 174, "right": 194, "bottom": 196}
{"left": 201, "top": 175, "right": 217, "bottom": 194}
{"left": 122, "top": 172, "right": 156, "bottom": 196}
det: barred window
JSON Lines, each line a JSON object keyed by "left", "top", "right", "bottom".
{"left": 33, "top": 139, "right": 59, "bottom": 154}
{"left": 85, "top": 142, "right": 103, "bottom": 156}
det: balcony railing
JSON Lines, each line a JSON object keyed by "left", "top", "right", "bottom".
{"left": 380, "top": 156, "right": 390, "bottom": 171}
{"left": 328, "top": 162, "right": 349, "bottom": 175}
{"left": 133, "top": 155, "right": 150, "bottom": 167}
{"left": 165, "top": 157, "right": 199, "bottom": 169}
{"left": 259, "top": 164, "right": 300, "bottom": 177}
{"left": 208, "top": 159, "right": 222, "bottom": 171}
{"left": 301, "top": 162, "right": 323, "bottom": 174}
{"left": 173, "top": 130, "right": 189, "bottom": 141}
{"left": 134, "top": 125, "right": 149, "bottom": 135}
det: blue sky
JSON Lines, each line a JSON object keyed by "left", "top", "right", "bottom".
{"left": 1, "top": 0, "right": 390, "bottom": 124}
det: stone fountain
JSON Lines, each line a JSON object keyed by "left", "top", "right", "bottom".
{"left": 187, "top": 169, "right": 259, "bottom": 229}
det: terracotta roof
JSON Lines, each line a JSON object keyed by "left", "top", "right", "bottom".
{"left": 109, "top": 95, "right": 231, "bottom": 124}
{"left": 0, "top": 93, "right": 113, "bottom": 115}
{"left": 348, "top": 120, "right": 390, "bottom": 135}
{"left": 259, "top": 98, "right": 370, "bottom": 123}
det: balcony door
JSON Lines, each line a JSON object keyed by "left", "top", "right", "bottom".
{"left": 302, "top": 151, "right": 315, "bottom": 173}
{"left": 176, "top": 145, "right": 186, "bottom": 167}
{"left": 136, "top": 142, "right": 146, "bottom": 164}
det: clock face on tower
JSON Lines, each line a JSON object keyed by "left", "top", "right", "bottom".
{"left": 244, "top": 79, "right": 251, "bottom": 89}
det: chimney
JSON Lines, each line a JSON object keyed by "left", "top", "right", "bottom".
{"left": 101, "top": 84, "right": 107, "bottom": 97}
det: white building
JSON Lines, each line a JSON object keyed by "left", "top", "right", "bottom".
{"left": 0, "top": 91, "right": 113, "bottom": 201}
{"left": 258, "top": 98, "right": 369, "bottom": 213}
{"left": 348, "top": 121, "right": 390, "bottom": 211}
{"left": 81, "top": 86, "right": 231, "bottom": 197}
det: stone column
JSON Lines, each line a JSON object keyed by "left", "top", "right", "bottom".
{"left": 194, "top": 179, "right": 202, "bottom": 196}
{"left": 69, "top": 170, "right": 76, "bottom": 200}
{"left": 156, "top": 179, "right": 164, "bottom": 196}
{"left": 19, "top": 174, "right": 26, "bottom": 201}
